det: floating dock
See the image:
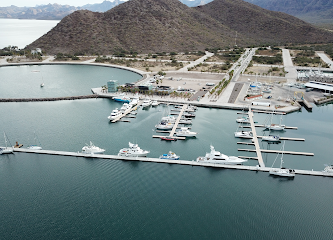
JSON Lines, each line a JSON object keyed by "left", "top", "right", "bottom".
{"left": 12, "top": 148, "right": 329, "bottom": 177}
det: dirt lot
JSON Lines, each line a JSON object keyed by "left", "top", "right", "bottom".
{"left": 244, "top": 66, "right": 285, "bottom": 77}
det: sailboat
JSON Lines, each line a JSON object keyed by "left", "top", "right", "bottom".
{"left": 27, "top": 132, "right": 42, "bottom": 150}
{"left": 269, "top": 141, "right": 295, "bottom": 177}
{"left": 265, "top": 112, "right": 285, "bottom": 131}
{"left": 0, "top": 132, "right": 14, "bottom": 154}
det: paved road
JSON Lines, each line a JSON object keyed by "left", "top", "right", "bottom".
{"left": 316, "top": 51, "right": 333, "bottom": 69}
{"left": 177, "top": 51, "right": 214, "bottom": 72}
{"left": 282, "top": 48, "right": 297, "bottom": 83}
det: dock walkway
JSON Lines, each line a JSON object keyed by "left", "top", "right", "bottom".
{"left": 111, "top": 101, "right": 141, "bottom": 123}
{"left": 12, "top": 148, "right": 329, "bottom": 177}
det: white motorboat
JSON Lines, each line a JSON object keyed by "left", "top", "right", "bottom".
{"left": 82, "top": 141, "right": 105, "bottom": 154}
{"left": 236, "top": 116, "right": 250, "bottom": 123}
{"left": 155, "top": 122, "right": 174, "bottom": 130}
{"left": 234, "top": 131, "right": 253, "bottom": 138}
{"left": 120, "top": 103, "right": 131, "bottom": 112}
{"left": 108, "top": 108, "right": 122, "bottom": 120}
{"left": 142, "top": 98, "right": 152, "bottom": 108}
{"left": 40, "top": 83, "right": 44, "bottom": 87}
{"left": 175, "top": 127, "right": 197, "bottom": 137}
{"left": 159, "top": 151, "right": 180, "bottom": 160}
{"left": 151, "top": 100, "right": 159, "bottom": 106}
{"left": 27, "top": 132, "right": 42, "bottom": 150}
{"left": 196, "top": 145, "right": 247, "bottom": 165}
{"left": 0, "top": 132, "right": 14, "bottom": 154}
{"left": 262, "top": 135, "right": 280, "bottom": 142}
{"left": 118, "top": 142, "right": 150, "bottom": 157}
{"left": 269, "top": 141, "right": 295, "bottom": 177}
{"left": 179, "top": 119, "right": 192, "bottom": 124}
{"left": 161, "top": 115, "right": 176, "bottom": 123}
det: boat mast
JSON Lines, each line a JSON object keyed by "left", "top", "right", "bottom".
{"left": 280, "top": 141, "right": 285, "bottom": 168}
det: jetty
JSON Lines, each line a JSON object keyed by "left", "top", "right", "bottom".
{"left": 153, "top": 104, "right": 188, "bottom": 140}
{"left": 111, "top": 101, "right": 141, "bottom": 123}
{"left": 12, "top": 148, "right": 330, "bottom": 177}
{"left": 0, "top": 95, "right": 99, "bottom": 102}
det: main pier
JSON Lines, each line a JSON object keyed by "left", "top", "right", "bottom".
{"left": 11, "top": 148, "right": 330, "bottom": 177}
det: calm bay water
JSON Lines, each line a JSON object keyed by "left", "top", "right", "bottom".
{"left": 0, "top": 18, "right": 59, "bottom": 49}
{"left": 1, "top": 65, "right": 333, "bottom": 239}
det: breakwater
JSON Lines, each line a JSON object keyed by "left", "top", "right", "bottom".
{"left": 0, "top": 94, "right": 99, "bottom": 102}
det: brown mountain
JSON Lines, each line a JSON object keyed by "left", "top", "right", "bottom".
{"left": 197, "top": 0, "right": 333, "bottom": 45}
{"left": 27, "top": 0, "right": 333, "bottom": 55}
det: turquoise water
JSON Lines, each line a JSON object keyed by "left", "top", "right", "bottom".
{"left": 0, "top": 18, "right": 59, "bottom": 49}
{"left": 1, "top": 65, "right": 333, "bottom": 239}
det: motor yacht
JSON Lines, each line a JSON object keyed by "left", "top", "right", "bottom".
{"left": 108, "top": 108, "right": 122, "bottom": 120}
{"left": 142, "top": 98, "right": 152, "bottom": 108}
{"left": 113, "top": 94, "right": 131, "bottom": 103}
{"left": 236, "top": 116, "right": 250, "bottom": 123}
{"left": 155, "top": 122, "right": 174, "bottom": 130}
{"left": 152, "top": 100, "right": 158, "bottom": 106}
{"left": 118, "top": 142, "right": 150, "bottom": 157}
{"left": 262, "top": 135, "right": 280, "bottom": 142}
{"left": 175, "top": 127, "right": 197, "bottom": 137}
{"left": 196, "top": 145, "right": 247, "bottom": 165}
{"left": 120, "top": 103, "right": 131, "bottom": 112}
{"left": 234, "top": 131, "right": 253, "bottom": 138}
{"left": 82, "top": 141, "right": 105, "bottom": 154}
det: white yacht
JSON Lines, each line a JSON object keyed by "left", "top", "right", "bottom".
{"left": 142, "top": 98, "right": 152, "bottom": 108}
{"left": 269, "top": 141, "right": 295, "bottom": 177}
{"left": 234, "top": 131, "right": 253, "bottom": 138}
{"left": 0, "top": 132, "right": 14, "bottom": 154}
{"left": 159, "top": 151, "right": 180, "bottom": 160}
{"left": 265, "top": 114, "right": 285, "bottom": 131}
{"left": 197, "top": 145, "right": 247, "bottom": 165}
{"left": 155, "top": 122, "right": 174, "bottom": 130}
{"left": 175, "top": 127, "right": 197, "bottom": 137}
{"left": 179, "top": 119, "right": 192, "bottom": 124}
{"left": 82, "top": 141, "right": 105, "bottom": 154}
{"left": 262, "top": 135, "right": 280, "bottom": 142}
{"left": 118, "top": 142, "right": 150, "bottom": 157}
{"left": 108, "top": 108, "right": 122, "bottom": 120}
{"left": 236, "top": 116, "right": 250, "bottom": 123}
{"left": 120, "top": 103, "right": 131, "bottom": 112}
{"left": 27, "top": 132, "right": 42, "bottom": 150}
{"left": 152, "top": 100, "right": 159, "bottom": 106}
{"left": 161, "top": 115, "right": 176, "bottom": 123}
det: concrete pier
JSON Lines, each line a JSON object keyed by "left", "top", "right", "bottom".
{"left": 248, "top": 108, "right": 265, "bottom": 167}
{"left": 12, "top": 148, "right": 327, "bottom": 177}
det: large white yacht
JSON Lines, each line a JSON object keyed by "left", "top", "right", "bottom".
{"left": 120, "top": 103, "right": 131, "bottom": 112}
{"left": 0, "top": 132, "right": 14, "bottom": 154}
{"left": 196, "top": 145, "right": 247, "bottom": 165}
{"left": 175, "top": 127, "right": 197, "bottom": 137}
{"left": 323, "top": 165, "right": 333, "bottom": 175}
{"left": 118, "top": 142, "right": 150, "bottom": 157}
{"left": 108, "top": 108, "right": 122, "bottom": 120}
{"left": 142, "top": 98, "right": 152, "bottom": 108}
{"left": 82, "top": 141, "right": 105, "bottom": 154}
{"left": 155, "top": 122, "right": 174, "bottom": 130}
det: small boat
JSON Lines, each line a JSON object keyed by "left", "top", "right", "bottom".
{"left": 151, "top": 100, "right": 159, "bottom": 106}
{"left": 269, "top": 141, "right": 295, "bottom": 178}
{"left": 82, "top": 141, "right": 105, "bottom": 154}
{"left": 196, "top": 145, "right": 247, "bottom": 165}
{"left": 161, "top": 115, "right": 176, "bottom": 123}
{"left": 262, "top": 88, "right": 271, "bottom": 93}
{"left": 142, "top": 98, "right": 152, "bottom": 108}
{"left": 175, "top": 127, "right": 197, "bottom": 137}
{"left": 27, "top": 132, "right": 42, "bottom": 150}
{"left": 0, "top": 132, "right": 14, "bottom": 154}
{"left": 236, "top": 116, "right": 250, "bottom": 123}
{"left": 160, "top": 136, "right": 177, "bottom": 141}
{"left": 179, "top": 119, "right": 192, "bottom": 124}
{"left": 120, "top": 103, "right": 131, "bottom": 112}
{"left": 113, "top": 94, "right": 131, "bottom": 103}
{"left": 118, "top": 142, "right": 150, "bottom": 157}
{"left": 183, "top": 113, "right": 195, "bottom": 118}
{"left": 262, "top": 135, "right": 280, "bottom": 142}
{"left": 234, "top": 131, "right": 253, "bottom": 138}
{"left": 265, "top": 114, "right": 285, "bottom": 131}
{"left": 40, "top": 83, "right": 44, "bottom": 87}
{"left": 155, "top": 122, "right": 174, "bottom": 130}
{"left": 306, "top": 88, "right": 314, "bottom": 92}
{"left": 159, "top": 151, "right": 180, "bottom": 160}
{"left": 108, "top": 108, "right": 122, "bottom": 120}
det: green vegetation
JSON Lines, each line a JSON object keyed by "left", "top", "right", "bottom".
{"left": 55, "top": 53, "right": 80, "bottom": 61}
{"left": 252, "top": 54, "right": 282, "bottom": 64}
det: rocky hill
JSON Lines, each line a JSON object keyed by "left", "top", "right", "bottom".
{"left": 244, "top": 0, "right": 333, "bottom": 25}
{"left": 27, "top": 0, "right": 333, "bottom": 55}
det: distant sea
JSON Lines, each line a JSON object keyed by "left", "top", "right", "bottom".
{"left": 0, "top": 18, "right": 59, "bottom": 49}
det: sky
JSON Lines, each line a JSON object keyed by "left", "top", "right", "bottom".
{"left": 0, "top": 0, "right": 119, "bottom": 7}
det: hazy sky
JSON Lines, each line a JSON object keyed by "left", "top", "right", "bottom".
{"left": 0, "top": 0, "right": 118, "bottom": 7}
